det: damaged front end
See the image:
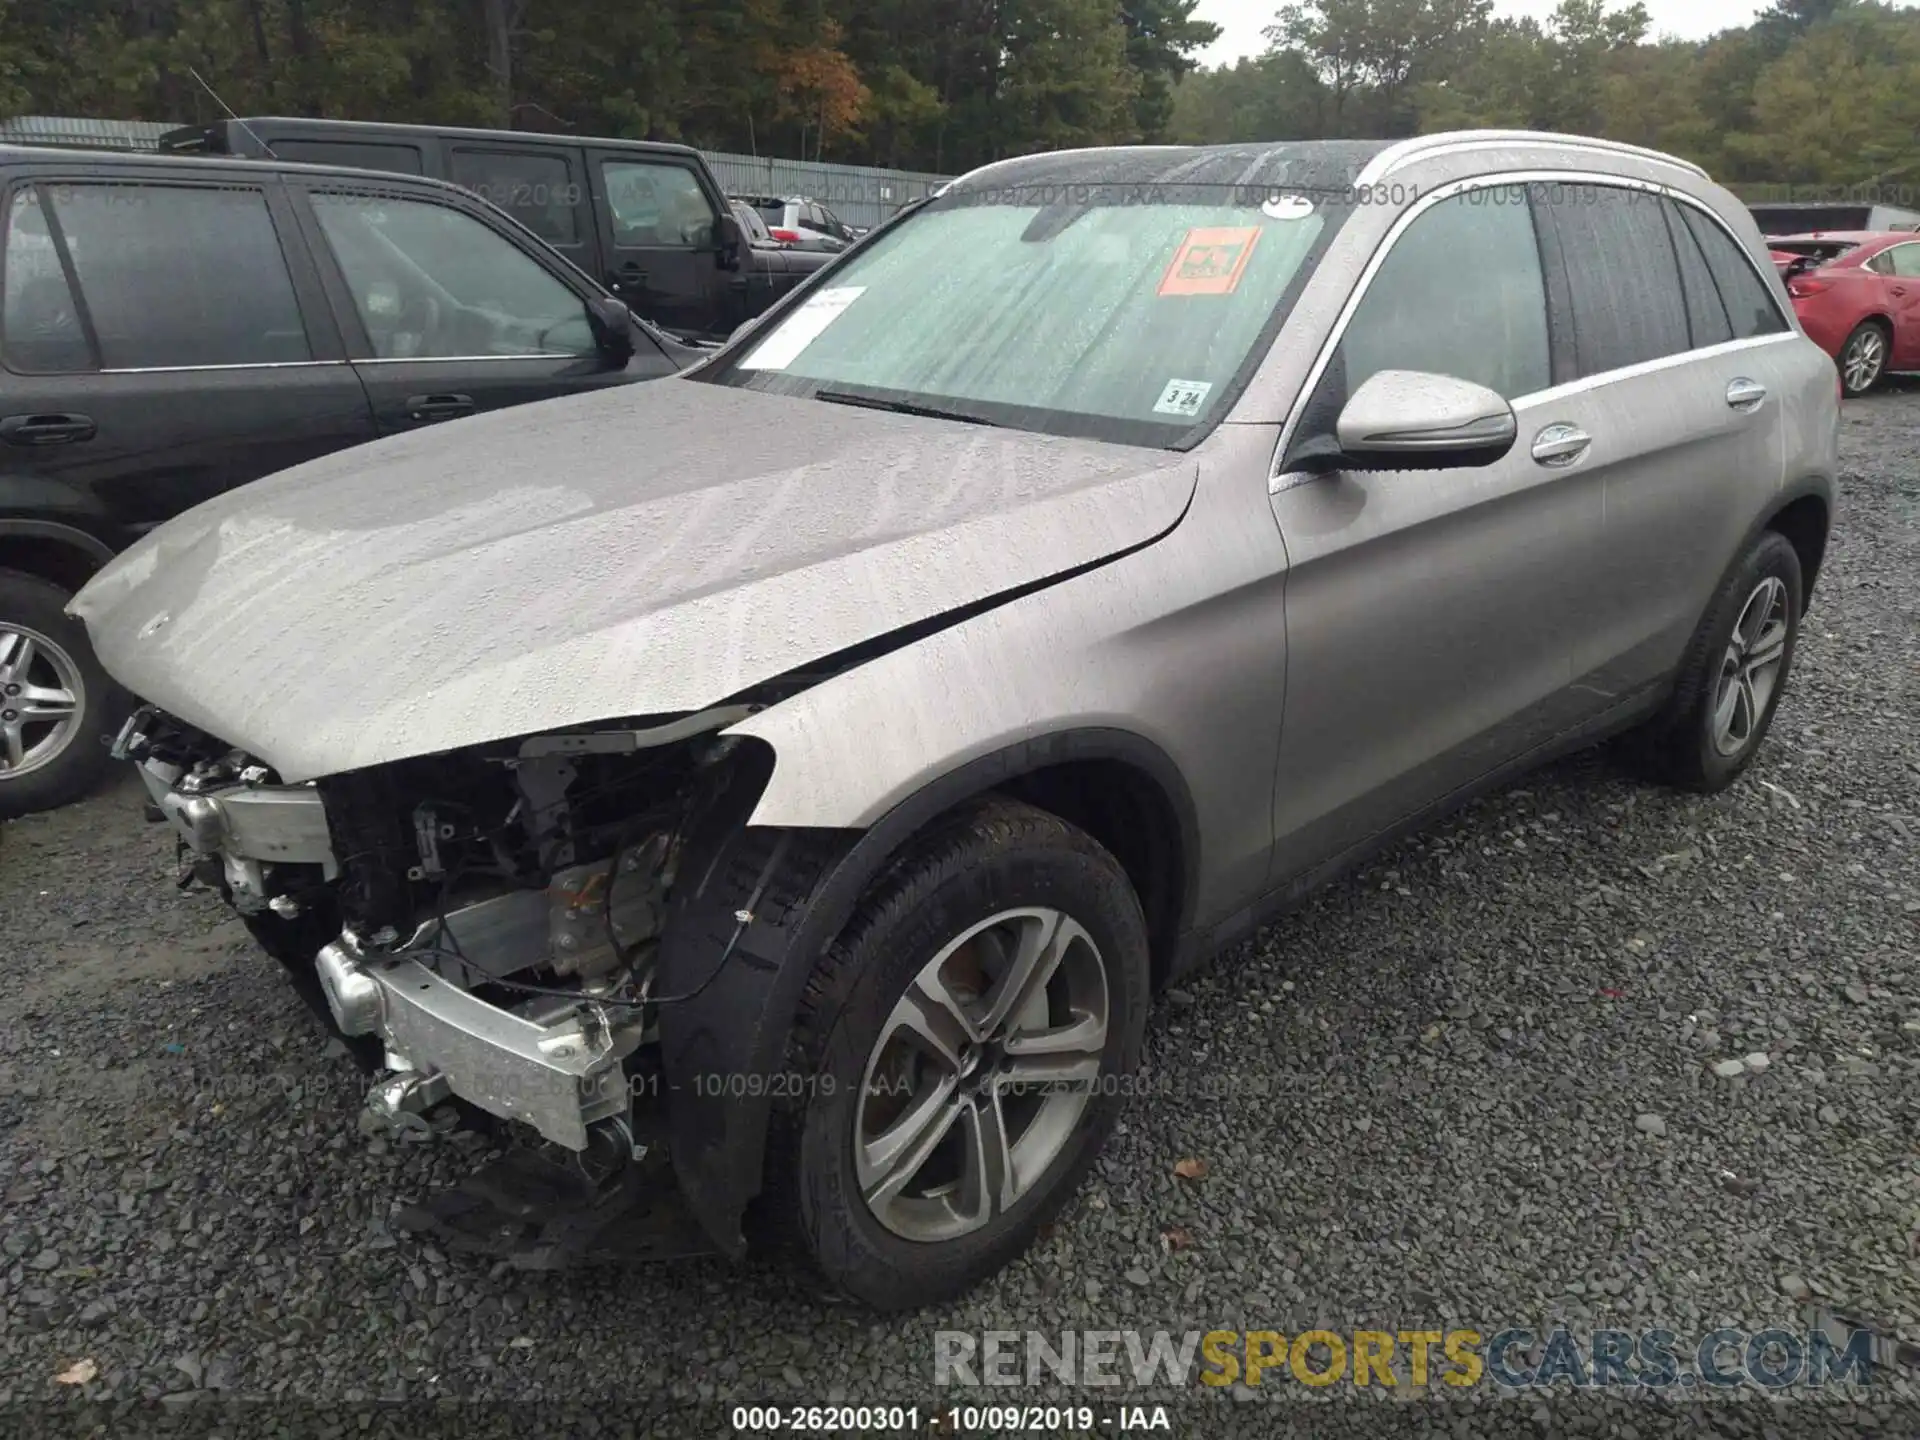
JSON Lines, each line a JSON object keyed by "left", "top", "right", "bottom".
{"left": 121, "top": 703, "right": 768, "bottom": 1161}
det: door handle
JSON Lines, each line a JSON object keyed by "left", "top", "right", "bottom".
{"left": 0, "top": 413, "right": 96, "bottom": 447}
{"left": 404, "top": 394, "right": 475, "bottom": 423}
{"left": 1531, "top": 423, "right": 1591, "bottom": 467}
{"left": 1726, "top": 378, "right": 1769, "bottom": 412}
{"left": 1893, "top": 285, "right": 1909, "bottom": 296}
{"left": 613, "top": 263, "right": 649, "bottom": 295}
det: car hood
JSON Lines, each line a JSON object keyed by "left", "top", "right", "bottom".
{"left": 72, "top": 379, "right": 1196, "bottom": 782}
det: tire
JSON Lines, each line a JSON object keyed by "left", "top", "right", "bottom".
{"left": 0, "top": 568, "right": 118, "bottom": 819}
{"left": 760, "top": 798, "right": 1150, "bottom": 1310}
{"left": 1838, "top": 320, "right": 1890, "bottom": 397}
{"left": 1627, "top": 531, "right": 1803, "bottom": 793}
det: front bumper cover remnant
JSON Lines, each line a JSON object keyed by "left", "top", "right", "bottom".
{"left": 316, "top": 939, "right": 636, "bottom": 1151}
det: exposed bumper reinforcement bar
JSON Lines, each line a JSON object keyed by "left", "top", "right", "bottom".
{"left": 315, "top": 941, "right": 637, "bottom": 1151}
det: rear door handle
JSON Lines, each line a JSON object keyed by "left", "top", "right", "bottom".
{"left": 1726, "top": 378, "right": 1769, "bottom": 412}
{"left": 404, "top": 394, "right": 475, "bottom": 423}
{"left": 1531, "top": 423, "right": 1591, "bottom": 467}
{"left": 0, "top": 413, "right": 96, "bottom": 447}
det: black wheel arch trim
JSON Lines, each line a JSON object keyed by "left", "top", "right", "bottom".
{"left": 1751, "top": 475, "right": 1834, "bottom": 610}
{"left": 654, "top": 726, "right": 1201, "bottom": 1260}
{"left": 0, "top": 518, "right": 118, "bottom": 569}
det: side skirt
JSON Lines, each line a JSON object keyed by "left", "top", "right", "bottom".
{"left": 1175, "top": 681, "right": 1668, "bottom": 978}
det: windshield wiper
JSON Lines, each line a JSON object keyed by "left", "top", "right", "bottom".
{"left": 812, "top": 389, "right": 1000, "bottom": 427}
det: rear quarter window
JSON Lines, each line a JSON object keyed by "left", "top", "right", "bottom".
{"left": 1675, "top": 205, "right": 1790, "bottom": 341}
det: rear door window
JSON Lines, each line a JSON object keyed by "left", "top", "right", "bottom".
{"left": 1, "top": 186, "right": 92, "bottom": 372}
{"left": 448, "top": 147, "right": 581, "bottom": 245}
{"left": 1337, "top": 188, "right": 1552, "bottom": 401}
{"left": 1537, "top": 184, "right": 1690, "bottom": 378}
{"left": 40, "top": 182, "right": 310, "bottom": 368}
{"left": 1674, "top": 205, "right": 1790, "bottom": 340}
{"left": 1887, "top": 242, "right": 1920, "bottom": 277}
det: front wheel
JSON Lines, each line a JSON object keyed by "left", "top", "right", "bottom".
{"left": 0, "top": 568, "right": 117, "bottom": 819}
{"left": 1839, "top": 321, "right": 1890, "bottom": 397}
{"left": 761, "top": 799, "right": 1150, "bottom": 1310}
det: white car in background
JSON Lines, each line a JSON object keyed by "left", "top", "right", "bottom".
{"left": 742, "top": 195, "right": 858, "bottom": 251}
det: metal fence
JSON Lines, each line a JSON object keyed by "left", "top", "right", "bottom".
{"left": 0, "top": 116, "right": 953, "bottom": 228}
{"left": 702, "top": 152, "right": 951, "bottom": 228}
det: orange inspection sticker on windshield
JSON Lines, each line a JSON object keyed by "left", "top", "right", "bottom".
{"left": 1159, "top": 227, "right": 1262, "bottom": 296}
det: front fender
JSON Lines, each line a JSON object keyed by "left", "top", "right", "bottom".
{"left": 656, "top": 726, "right": 1202, "bottom": 1258}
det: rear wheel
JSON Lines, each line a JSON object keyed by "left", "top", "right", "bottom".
{"left": 761, "top": 799, "right": 1149, "bottom": 1310}
{"left": 1839, "top": 320, "right": 1889, "bottom": 397}
{"left": 0, "top": 569, "right": 117, "bottom": 819}
{"left": 1626, "top": 531, "right": 1802, "bottom": 793}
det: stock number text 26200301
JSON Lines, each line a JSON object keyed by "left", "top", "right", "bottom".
{"left": 730, "top": 1403, "right": 1175, "bottom": 1434}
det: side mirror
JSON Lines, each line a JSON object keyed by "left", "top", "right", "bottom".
{"left": 716, "top": 212, "right": 744, "bottom": 270}
{"left": 1302, "top": 369, "right": 1518, "bottom": 473}
{"left": 587, "top": 294, "right": 635, "bottom": 363}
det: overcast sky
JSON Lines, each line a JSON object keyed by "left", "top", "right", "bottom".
{"left": 1195, "top": 1, "right": 1803, "bottom": 65}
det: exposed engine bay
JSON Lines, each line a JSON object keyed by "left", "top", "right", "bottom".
{"left": 119, "top": 703, "right": 766, "bottom": 1157}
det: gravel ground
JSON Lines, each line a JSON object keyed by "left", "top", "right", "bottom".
{"left": 2, "top": 390, "right": 1917, "bottom": 1439}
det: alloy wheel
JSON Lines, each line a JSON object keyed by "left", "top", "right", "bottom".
{"left": 0, "top": 624, "right": 85, "bottom": 780}
{"left": 1711, "top": 577, "right": 1790, "bottom": 758}
{"left": 1843, "top": 328, "right": 1885, "bottom": 394}
{"left": 855, "top": 907, "right": 1110, "bottom": 1243}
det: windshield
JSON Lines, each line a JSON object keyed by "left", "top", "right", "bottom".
{"left": 698, "top": 182, "right": 1347, "bottom": 448}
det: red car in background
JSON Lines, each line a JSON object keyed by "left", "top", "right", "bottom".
{"left": 1770, "top": 230, "right": 1920, "bottom": 395}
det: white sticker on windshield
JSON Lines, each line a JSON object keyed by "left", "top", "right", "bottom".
{"left": 738, "top": 286, "right": 867, "bottom": 371}
{"left": 1154, "top": 379, "right": 1213, "bottom": 418}
{"left": 1262, "top": 195, "right": 1316, "bottom": 221}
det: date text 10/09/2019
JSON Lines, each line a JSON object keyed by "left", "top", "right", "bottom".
{"left": 730, "top": 1405, "right": 1172, "bottom": 1432}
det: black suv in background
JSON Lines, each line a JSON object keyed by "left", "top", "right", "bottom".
{"left": 162, "top": 118, "right": 825, "bottom": 340}
{"left": 0, "top": 143, "right": 691, "bottom": 817}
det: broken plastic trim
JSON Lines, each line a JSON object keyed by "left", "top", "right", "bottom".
{"left": 515, "top": 705, "right": 760, "bottom": 758}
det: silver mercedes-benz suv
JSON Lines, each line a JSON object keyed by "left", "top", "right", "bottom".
{"left": 70, "top": 131, "right": 1839, "bottom": 1310}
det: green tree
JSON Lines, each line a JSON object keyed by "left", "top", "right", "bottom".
{"left": 998, "top": 0, "right": 1140, "bottom": 153}
{"left": 1731, "top": 1, "right": 1920, "bottom": 184}
{"left": 1121, "top": 0, "right": 1220, "bottom": 139}
{"left": 1168, "top": 48, "right": 1328, "bottom": 142}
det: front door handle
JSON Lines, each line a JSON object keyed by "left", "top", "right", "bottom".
{"left": 612, "top": 263, "right": 649, "bottom": 295}
{"left": 1726, "top": 378, "right": 1769, "bottom": 412}
{"left": 404, "top": 394, "right": 475, "bottom": 424}
{"left": 1531, "top": 423, "right": 1591, "bottom": 467}
{"left": 0, "top": 413, "right": 96, "bottom": 447}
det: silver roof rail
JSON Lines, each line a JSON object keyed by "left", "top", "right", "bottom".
{"left": 1360, "top": 130, "right": 1709, "bottom": 183}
